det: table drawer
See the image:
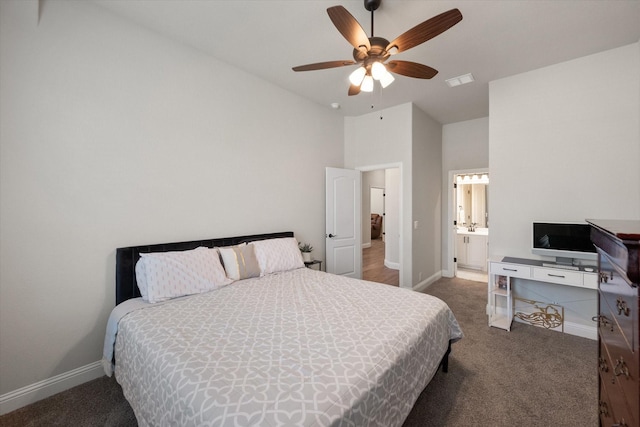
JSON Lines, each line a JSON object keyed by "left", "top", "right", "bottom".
{"left": 490, "top": 262, "right": 531, "bottom": 279}
{"left": 532, "top": 267, "right": 583, "bottom": 287}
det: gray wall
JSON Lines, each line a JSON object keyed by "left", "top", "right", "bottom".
{"left": 0, "top": 0, "right": 343, "bottom": 397}
{"left": 345, "top": 102, "right": 443, "bottom": 289}
{"left": 441, "top": 117, "right": 489, "bottom": 276}
{"left": 412, "top": 105, "right": 443, "bottom": 287}
{"left": 489, "top": 43, "right": 640, "bottom": 335}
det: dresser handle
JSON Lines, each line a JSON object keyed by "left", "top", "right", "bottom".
{"left": 592, "top": 315, "right": 611, "bottom": 330}
{"left": 598, "top": 400, "right": 609, "bottom": 417}
{"left": 599, "top": 272, "right": 609, "bottom": 283}
{"left": 598, "top": 357, "right": 609, "bottom": 373}
{"left": 612, "top": 419, "right": 628, "bottom": 427}
{"left": 616, "top": 298, "right": 630, "bottom": 316}
{"left": 548, "top": 273, "right": 565, "bottom": 278}
{"left": 613, "top": 357, "right": 630, "bottom": 379}
{"left": 503, "top": 268, "right": 517, "bottom": 272}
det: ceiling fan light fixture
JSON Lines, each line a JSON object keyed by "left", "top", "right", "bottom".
{"left": 349, "top": 66, "right": 366, "bottom": 86}
{"left": 371, "top": 61, "right": 387, "bottom": 80}
{"left": 361, "top": 75, "right": 374, "bottom": 92}
{"left": 379, "top": 70, "right": 395, "bottom": 88}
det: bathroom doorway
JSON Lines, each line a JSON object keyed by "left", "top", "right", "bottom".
{"left": 452, "top": 170, "right": 489, "bottom": 283}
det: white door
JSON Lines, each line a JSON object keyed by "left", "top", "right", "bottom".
{"left": 325, "top": 167, "right": 361, "bottom": 278}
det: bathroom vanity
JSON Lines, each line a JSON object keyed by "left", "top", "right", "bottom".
{"left": 456, "top": 228, "right": 488, "bottom": 271}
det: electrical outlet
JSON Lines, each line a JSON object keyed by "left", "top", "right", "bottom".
{"left": 414, "top": 221, "right": 419, "bottom": 229}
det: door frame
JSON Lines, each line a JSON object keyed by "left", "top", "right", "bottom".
{"left": 445, "top": 168, "right": 489, "bottom": 278}
{"left": 358, "top": 162, "right": 403, "bottom": 286}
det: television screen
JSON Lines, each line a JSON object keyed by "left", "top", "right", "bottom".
{"left": 533, "top": 222, "right": 595, "bottom": 253}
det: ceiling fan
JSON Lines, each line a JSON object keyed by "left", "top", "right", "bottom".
{"left": 292, "top": 0, "right": 463, "bottom": 96}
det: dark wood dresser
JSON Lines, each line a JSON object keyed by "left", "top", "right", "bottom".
{"left": 589, "top": 220, "right": 640, "bottom": 427}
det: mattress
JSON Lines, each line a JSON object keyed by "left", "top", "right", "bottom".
{"left": 110, "top": 268, "right": 463, "bottom": 426}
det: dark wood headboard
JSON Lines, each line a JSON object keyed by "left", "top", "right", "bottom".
{"left": 115, "top": 231, "right": 294, "bottom": 305}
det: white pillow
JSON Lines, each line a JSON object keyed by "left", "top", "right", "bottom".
{"left": 251, "top": 237, "right": 305, "bottom": 275}
{"left": 136, "top": 247, "right": 232, "bottom": 303}
{"left": 219, "top": 244, "right": 261, "bottom": 280}
{"left": 134, "top": 258, "right": 149, "bottom": 300}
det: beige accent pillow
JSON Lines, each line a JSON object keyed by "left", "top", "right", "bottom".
{"left": 219, "top": 244, "right": 261, "bottom": 280}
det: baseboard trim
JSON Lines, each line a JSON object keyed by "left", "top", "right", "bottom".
{"left": 562, "top": 321, "right": 597, "bottom": 340}
{"left": 413, "top": 271, "right": 442, "bottom": 292}
{"left": 0, "top": 361, "right": 104, "bottom": 415}
{"left": 384, "top": 259, "right": 400, "bottom": 270}
{"left": 361, "top": 242, "right": 371, "bottom": 249}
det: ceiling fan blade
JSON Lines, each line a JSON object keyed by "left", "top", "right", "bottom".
{"left": 327, "top": 6, "right": 371, "bottom": 52}
{"left": 387, "top": 60, "right": 438, "bottom": 79}
{"left": 386, "top": 8, "right": 462, "bottom": 54}
{"left": 292, "top": 60, "right": 356, "bottom": 72}
{"left": 348, "top": 84, "right": 361, "bottom": 96}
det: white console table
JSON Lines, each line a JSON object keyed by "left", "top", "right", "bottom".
{"left": 488, "top": 257, "right": 598, "bottom": 331}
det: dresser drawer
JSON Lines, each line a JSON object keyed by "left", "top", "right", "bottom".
{"left": 599, "top": 340, "right": 638, "bottom": 427}
{"left": 490, "top": 262, "right": 531, "bottom": 279}
{"left": 599, "top": 270, "right": 637, "bottom": 352}
{"left": 532, "top": 267, "right": 583, "bottom": 287}
{"left": 599, "top": 304, "right": 639, "bottom": 425}
{"left": 599, "top": 370, "right": 617, "bottom": 427}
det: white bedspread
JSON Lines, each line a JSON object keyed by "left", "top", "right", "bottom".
{"left": 109, "top": 268, "right": 462, "bottom": 427}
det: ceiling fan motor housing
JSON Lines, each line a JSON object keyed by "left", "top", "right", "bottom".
{"left": 364, "top": 0, "right": 381, "bottom": 12}
{"left": 353, "top": 36, "right": 390, "bottom": 62}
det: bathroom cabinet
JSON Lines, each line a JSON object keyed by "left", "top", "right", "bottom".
{"left": 456, "top": 232, "right": 488, "bottom": 271}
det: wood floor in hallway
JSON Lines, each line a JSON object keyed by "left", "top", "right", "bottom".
{"left": 362, "top": 238, "right": 399, "bottom": 286}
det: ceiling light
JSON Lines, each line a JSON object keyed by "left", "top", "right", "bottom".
{"left": 361, "top": 75, "right": 374, "bottom": 92}
{"left": 371, "top": 62, "right": 386, "bottom": 80}
{"left": 456, "top": 173, "right": 489, "bottom": 184}
{"left": 349, "top": 67, "right": 366, "bottom": 86}
{"left": 379, "top": 71, "right": 395, "bottom": 88}
{"left": 445, "top": 73, "right": 475, "bottom": 87}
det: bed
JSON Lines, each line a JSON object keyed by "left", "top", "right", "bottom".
{"left": 103, "top": 231, "right": 463, "bottom": 427}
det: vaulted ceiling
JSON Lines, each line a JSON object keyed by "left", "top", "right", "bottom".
{"left": 92, "top": 0, "right": 640, "bottom": 124}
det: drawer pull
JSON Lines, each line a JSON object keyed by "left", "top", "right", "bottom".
{"left": 598, "top": 400, "right": 609, "bottom": 417}
{"left": 503, "top": 268, "right": 518, "bottom": 272}
{"left": 616, "top": 298, "right": 630, "bottom": 316}
{"left": 613, "top": 357, "right": 630, "bottom": 379}
{"left": 598, "top": 357, "right": 609, "bottom": 373}
{"left": 548, "top": 273, "right": 565, "bottom": 278}
{"left": 592, "top": 315, "right": 612, "bottom": 330}
{"left": 612, "top": 420, "right": 628, "bottom": 427}
{"left": 599, "top": 272, "right": 609, "bottom": 283}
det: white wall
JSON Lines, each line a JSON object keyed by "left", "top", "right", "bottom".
{"left": 344, "top": 102, "right": 443, "bottom": 289}
{"left": 441, "top": 117, "right": 489, "bottom": 276}
{"left": 0, "top": 0, "right": 343, "bottom": 405}
{"left": 412, "top": 105, "right": 443, "bottom": 287}
{"left": 345, "top": 103, "right": 413, "bottom": 287}
{"left": 489, "top": 43, "right": 640, "bottom": 333}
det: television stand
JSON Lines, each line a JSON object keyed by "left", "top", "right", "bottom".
{"left": 488, "top": 256, "right": 598, "bottom": 332}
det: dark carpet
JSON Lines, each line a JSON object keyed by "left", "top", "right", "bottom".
{"left": 0, "top": 276, "right": 597, "bottom": 426}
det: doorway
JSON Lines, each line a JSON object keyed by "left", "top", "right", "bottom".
{"left": 451, "top": 170, "right": 489, "bottom": 283}
{"left": 361, "top": 168, "right": 400, "bottom": 286}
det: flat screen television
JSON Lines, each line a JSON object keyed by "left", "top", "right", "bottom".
{"left": 532, "top": 222, "right": 597, "bottom": 265}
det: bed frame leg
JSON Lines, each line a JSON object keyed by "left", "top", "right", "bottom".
{"left": 440, "top": 340, "right": 452, "bottom": 373}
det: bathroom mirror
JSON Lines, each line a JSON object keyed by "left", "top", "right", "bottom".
{"left": 456, "top": 183, "right": 489, "bottom": 228}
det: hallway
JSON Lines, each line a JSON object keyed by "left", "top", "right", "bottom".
{"left": 362, "top": 238, "right": 399, "bottom": 286}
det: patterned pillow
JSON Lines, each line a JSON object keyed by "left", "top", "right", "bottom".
{"left": 252, "top": 237, "right": 305, "bottom": 275}
{"left": 218, "top": 244, "right": 261, "bottom": 280}
{"left": 137, "top": 247, "right": 232, "bottom": 303}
